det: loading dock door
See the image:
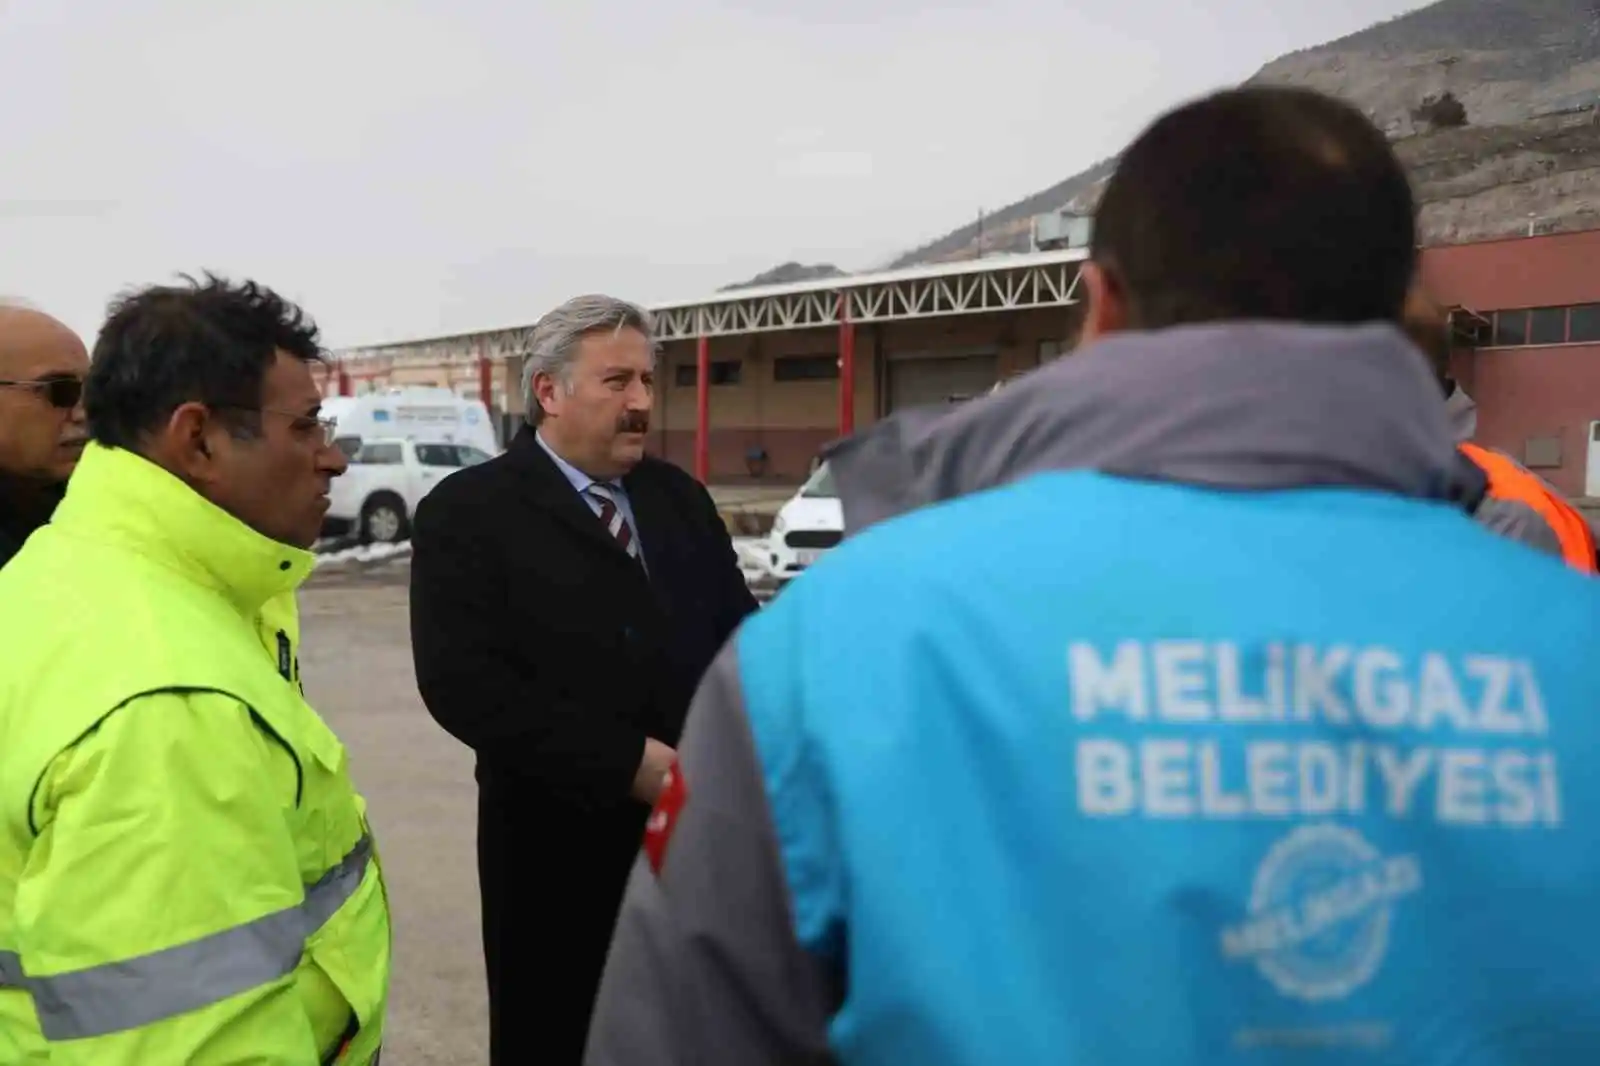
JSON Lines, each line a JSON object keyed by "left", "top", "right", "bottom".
{"left": 886, "top": 351, "right": 1000, "bottom": 412}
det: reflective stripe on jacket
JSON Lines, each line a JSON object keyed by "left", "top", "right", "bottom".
{"left": 1460, "top": 442, "right": 1598, "bottom": 573}
{"left": 0, "top": 443, "right": 391, "bottom": 1065}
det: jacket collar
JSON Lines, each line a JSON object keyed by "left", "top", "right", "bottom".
{"left": 508, "top": 424, "right": 651, "bottom": 559}
{"left": 510, "top": 423, "right": 576, "bottom": 499}
{"left": 1444, "top": 382, "right": 1479, "bottom": 443}
{"left": 826, "top": 321, "right": 1478, "bottom": 534}
{"left": 51, "top": 443, "right": 315, "bottom": 615}
{"left": 0, "top": 476, "right": 64, "bottom": 564}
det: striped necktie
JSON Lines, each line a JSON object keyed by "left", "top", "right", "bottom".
{"left": 586, "top": 482, "right": 641, "bottom": 562}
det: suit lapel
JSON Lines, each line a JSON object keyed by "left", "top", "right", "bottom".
{"left": 508, "top": 428, "right": 642, "bottom": 569}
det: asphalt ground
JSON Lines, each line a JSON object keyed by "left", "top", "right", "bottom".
{"left": 300, "top": 551, "right": 777, "bottom": 1063}
{"left": 299, "top": 566, "right": 488, "bottom": 1066}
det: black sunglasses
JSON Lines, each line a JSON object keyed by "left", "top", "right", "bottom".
{"left": 0, "top": 374, "right": 83, "bottom": 410}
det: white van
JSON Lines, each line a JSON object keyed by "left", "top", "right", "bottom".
{"left": 324, "top": 436, "right": 495, "bottom": 543}
{"left": 326, "top": 387, "right": 499, "bottom": 458}
{"left": 767, "top": 461, "right": 845, "bottom": 581}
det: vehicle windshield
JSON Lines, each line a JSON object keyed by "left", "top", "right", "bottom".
{"left": 799, "top": 462, "right": 837, "bottom": 498}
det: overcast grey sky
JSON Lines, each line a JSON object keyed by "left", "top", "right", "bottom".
{"left": 1, "top": 0, "right": 1428, "bottom": 348}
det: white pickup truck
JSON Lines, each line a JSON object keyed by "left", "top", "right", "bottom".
{"left": 324, "top": 437, "right": 494, "bottom": 544}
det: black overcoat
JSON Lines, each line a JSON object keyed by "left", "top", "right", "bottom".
{"left": 408, "top": 425, "right": 758, "bottom": 1064}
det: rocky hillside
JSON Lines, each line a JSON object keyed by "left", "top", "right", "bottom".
{"left": 720, "top": 261, "right": 847, "bottom": 291}
{"left": 1400, "top": 108, "right": 1600, "bottom": 242}
{"left": 876, "top": 0, "right": 1600, "bottom": 267}
{"left": 1261, "top": 0, "right": 1600, "bottom": 130}
{"left": 884, "top": 159, "right": 1118, "bottom": 269}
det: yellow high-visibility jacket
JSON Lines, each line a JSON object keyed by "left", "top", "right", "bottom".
{"left": 0, "top": 443, "right": 391, "bottom": 1064}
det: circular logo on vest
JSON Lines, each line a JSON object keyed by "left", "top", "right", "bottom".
{"left": 1220, "top": 823, "right": 1423, "bottom": 1003}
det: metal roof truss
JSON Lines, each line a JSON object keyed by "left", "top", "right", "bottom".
{"left": 343, "top": 328, "right": 538, "bottom": 370}
{"left": 653, "top": 258, "right": 1083, "bottom": 341}
{"left": 336, "top": 258, "right": 1082, "bottom": 367}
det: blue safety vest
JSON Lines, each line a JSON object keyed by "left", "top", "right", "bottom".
{"left": 735, "top": 470, "right": 1600, "bottom": 1065}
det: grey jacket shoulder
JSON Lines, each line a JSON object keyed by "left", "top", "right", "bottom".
{"left": 1473, "top": 494, "right": 1567, "bottom": 559}
{"left": 821, "top": 404, "right": 950, "bottom": 534}
{"left": 1443, "top": 389, "right": 1569, "bottom": 560}
{"left": 585, "top": 642, "right": 839, "bottom": 1066}
{"left": 1465, "top": 460, "right": 1573, "bottom": 561}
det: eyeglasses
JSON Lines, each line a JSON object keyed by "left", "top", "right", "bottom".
{"left": 0, "top": 374, "right": 83, "bottom": 410}
{"left": 218, "top": 405, "right": 341, "bottom": 446}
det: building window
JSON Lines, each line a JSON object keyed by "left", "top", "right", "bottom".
{"left": 1492, "top": 310, "right": 1528, "bottom": 347}
{"left": 1478, "top": 304, "right": 1600, "bottom": 347}
{"left": 1528, "top": 307, "right": 1568, "bottom": 346}
{"left": 674, "top": 360, "right": 742, "bottom": 387}
{"left": 1449, "top": 311, "right": 1492, "bottom": 347}
{"left": 773, "top": 355, "right": 838, "bottom": 381}
{"left": 1570, "top": 304, "right": 1600, "bottom": 344}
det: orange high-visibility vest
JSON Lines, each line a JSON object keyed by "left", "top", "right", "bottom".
{"left": 1460, "top": 442, "right": 1598, "bottom": 574}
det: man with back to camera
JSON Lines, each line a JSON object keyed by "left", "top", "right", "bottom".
{"left": 585, "top": 86, "right": 1600, "bottom": 1065}
{"left": 407, "top": 293, "right": 758, "bottom": 1063}
{"left": 0, "top": 276, "right": 391, "bottom": 1064}
{"left": 0, "top": 301, "right": 89, "bottom": 567}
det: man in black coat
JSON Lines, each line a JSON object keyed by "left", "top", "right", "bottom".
{"left": 0, "top": 302, "right": 89, "bottom": 568}
{"left": 409, "top": 292, "right": 759, "bottom": 1064}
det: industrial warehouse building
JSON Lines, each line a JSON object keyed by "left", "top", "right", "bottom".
{"left": 331, "top": 225, "right": 1600, "bottom": 500}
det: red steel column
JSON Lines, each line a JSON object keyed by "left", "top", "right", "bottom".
{"left": 478, "top": 355, "right": 493, "bottom": 407}
{"left": 337, "top": 364, "right": 352, "bottom": 397}
{"left": 694, "top": 334, "right": 711, "bottom": 483}
{"left": 837, "top": 292, "right": 856, "bottom": 436}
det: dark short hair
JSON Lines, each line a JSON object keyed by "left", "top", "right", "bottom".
{"left": 1090, "top": 85, "right": 1417, "bottom": 329}
{"left": 86, "top": 274, "right": 324, "bottom": 449}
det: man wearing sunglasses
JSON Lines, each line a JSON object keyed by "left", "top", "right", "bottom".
{"left": 0, "top": 301, "right": 88, "bottom": 569}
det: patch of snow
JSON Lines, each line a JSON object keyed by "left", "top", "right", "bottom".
{"left": 313, "top": 540, "right": 413, "bottom": 568}
{"left": 732, "top": 537, "right": 771, "bottom": 581}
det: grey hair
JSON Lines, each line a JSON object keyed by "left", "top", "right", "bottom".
{"left": 521, "top": 293, "right": 655, "bottom": 425}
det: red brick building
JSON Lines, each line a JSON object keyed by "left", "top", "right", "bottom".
{"left": 1422, "top": 227, "right": 1600, "bottom": 499}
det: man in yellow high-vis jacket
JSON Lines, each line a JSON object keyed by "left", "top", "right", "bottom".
{"left": 0, "top": 275, "right": 391, "bottom": 1064}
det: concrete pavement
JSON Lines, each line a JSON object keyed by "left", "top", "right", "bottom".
{"left": 300, "top": 571, "right": 487, "bottom": 1066}
{"left": 300, "top": 541, "right": 776, "bottom": 1063}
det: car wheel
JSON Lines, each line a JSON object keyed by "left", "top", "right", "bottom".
{"left": 360, "top": 494, "right": 409, "bottom": 544}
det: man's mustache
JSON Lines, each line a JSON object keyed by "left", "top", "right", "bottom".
{"left": 617, "top": 413, "right": 650, "bottom": 434}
